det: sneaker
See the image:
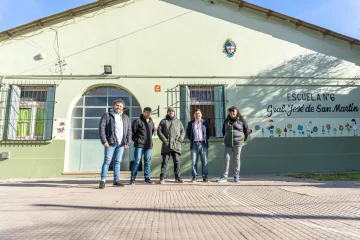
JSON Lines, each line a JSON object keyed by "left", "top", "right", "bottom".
{"left": 130, "top": 179, "right": 135, "bottom": 185}
{"left": 234, "top": 176, "right": 240, "bottom": 183}
{"left": 191, "top": 177, "right": 197, "bottom": 183}
{"left": 159, "top": 178, "right": 165, "bottom": 184}
{"left": 144, "top": 178, "right": 154, "bottom": 184}
{"left": 216, "top": 176, "right": 227, "bottom": 183}
{"left": 203, "top": 177, "right": 210, "bottom": 183}
{"left": 113, "top": 181, "right": 125, "bottom": 187}
{"left": 175, "top": 177, "right": 184, "bottom": 183}
{"left": 99, "top": 181, "right": 105, "bottom": 189}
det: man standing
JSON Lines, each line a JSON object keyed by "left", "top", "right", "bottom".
{"left": 98, "top": 99, "right": 131, "bottom": 189}
{"left": 186, "top": 109, "right": 210, "bottom": 183}
{"left": 157, "top": 106, "right": 185, "bottom": 184}
{"left": 130, "top": 107, "right": 155, "bottom": 185}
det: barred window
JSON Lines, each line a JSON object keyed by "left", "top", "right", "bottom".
{"left": 1, "top": 85, "right": 56, "bottom": 141}
{"left": 172, "top": 85, "right": 226, "bottom": 138}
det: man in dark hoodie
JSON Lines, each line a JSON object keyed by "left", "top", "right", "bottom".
{"left": 130, "top": 107, "right": 155, "bottom": 185}
{"left": 217, "top": 106, "right": 249, "bottom": 183}
{"left": 98, "top": 99, "right": 131, "bottom": 189}
{"left": 157, "top": 106, "right": 185, "bottom": 184}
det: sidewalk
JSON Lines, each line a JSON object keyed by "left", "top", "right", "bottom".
{"left": 1, "top": 175, "right": 360, "bottom": 239}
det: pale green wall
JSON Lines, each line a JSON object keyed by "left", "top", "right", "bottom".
{"left": 1, "top": 138, "right": 360, "bottom": 178}
{"left": 0, "top": 140, "right": 65, "bottom": 178}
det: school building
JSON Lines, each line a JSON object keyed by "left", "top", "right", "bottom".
{"left": 1, "top": 0, "right": 360, "bottom": 178}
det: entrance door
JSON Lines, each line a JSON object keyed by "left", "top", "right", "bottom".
{"left": 68, "top": 86, "right": 141, "bottom": 172}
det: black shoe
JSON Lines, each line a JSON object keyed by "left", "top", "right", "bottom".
{"left": 99, "top": 181, "right": 105, "bottom": 189}
{"left": 175, "top": 177, "right": 184, "bottom": 183}
{"left": 113, "top": 181, "right": 125, "bottom": 187}
{"left": 144, "top": 178, "right": 154, "bottom": 184}
{"left": 191, "top": 177, "right": 197, "bottom": 183}
{"left": 203, "top": 177, "right": 209, "bottom": 183}
{"left": 130, "top": 179, "right": 135, "bottom": 185}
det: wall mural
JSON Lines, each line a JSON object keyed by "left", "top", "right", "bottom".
{"left": 235, "top": 86, "right": 360, "bottom": 138}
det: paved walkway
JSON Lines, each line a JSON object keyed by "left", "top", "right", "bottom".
{"left": 1, "top": 176, "right": 360, "bottom": 240}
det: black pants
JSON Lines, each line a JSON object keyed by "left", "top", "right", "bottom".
{"left": 160, "top": 151, "right": 180, "bottom": 178}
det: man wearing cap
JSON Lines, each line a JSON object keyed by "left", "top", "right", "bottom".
{"left": 130, "top": 107, "right": 155, "bottom": 185}
{"left": 157, "top": 106, "right": 185, "bottom": 184}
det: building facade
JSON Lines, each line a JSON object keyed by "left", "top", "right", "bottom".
{"left": 1, "top": 0, "right": 360, "bottom": 177}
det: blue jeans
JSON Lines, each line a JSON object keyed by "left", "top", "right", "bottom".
{"left": 191, "top": 142, "right": 208, "bottom": 178}
{"left": 100, "top": 145, "right": 124, "bottom": 182}
{"left": 131, "top": 148, "right": 152, "bottom": 179}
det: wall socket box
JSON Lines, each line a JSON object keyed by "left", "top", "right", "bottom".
{"left": 0, "top": 152, "right": 10, "bottom": 159}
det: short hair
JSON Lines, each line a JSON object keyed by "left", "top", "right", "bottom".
{"left": 193, "top": 108, "right": 202, "bottom": 113}
{"left": 113, "top": 99, "right": 125, "bottom": 107}
{"left": 143, "top": 107, "right": 152, "bottom": 112}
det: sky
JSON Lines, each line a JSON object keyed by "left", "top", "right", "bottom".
{"left": 0, "top": 0, "right": 359, "bottom": 39}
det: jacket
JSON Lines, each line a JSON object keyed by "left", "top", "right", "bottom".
{"left": 222, "top": 116, "right": 249, "bottom": 147}
{"left": 131, "top": 114, "right": 155, "bottom": 149}
{"left": 186, "top": 119, "right": 210, "bottom": 150}
{"left": 157, "top": 115, "right": 185, "bottom": 155}
{"left": 99, "top": 111, "right": 131, "bottom": 146}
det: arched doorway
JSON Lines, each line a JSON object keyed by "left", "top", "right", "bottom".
{"left": 68, "top": 86, "right": 141, "bottom": 172}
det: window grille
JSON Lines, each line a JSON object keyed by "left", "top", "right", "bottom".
{"left": 166, "top": 84, "right": 227, "bottom": 138}
{"left": 0, "top": 84, "right": 56, "bottom": 141}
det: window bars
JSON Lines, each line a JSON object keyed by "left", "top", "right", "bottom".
{"left": 0, "top": 84, "right": 56, "bottom": 141}
{"left": 166, "top": 84, "right": 227, "bottom": 138}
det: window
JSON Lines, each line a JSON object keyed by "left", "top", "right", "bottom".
{"left": 177, "top": 85, "right": 226, "bottom": 137}
{"left": 4, "top": 85, "right": 56, "bottom": 140}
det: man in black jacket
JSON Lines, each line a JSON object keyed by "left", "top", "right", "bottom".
{"left": 98, "top": 99, "right": 131, "bottom": 189}
{"left": 130, "top": 107, "right": 155, "bottom": 185}
{"left": 186, "top": 109, "right": 210, "bottom": 183}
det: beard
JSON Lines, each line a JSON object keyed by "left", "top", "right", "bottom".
{"left": 114, "top": 109, "right": 122, "bottom": 114}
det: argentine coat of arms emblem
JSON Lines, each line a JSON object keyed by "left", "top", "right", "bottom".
{"left": 224, "top": 38, "right": 236, "bottom": 58}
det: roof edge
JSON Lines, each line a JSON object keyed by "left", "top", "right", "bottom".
{"left": 0, "top": 0, "right": 128, "bottom": 41}
{"left": 225, "top": 0, "right": 360, "bottom": 47}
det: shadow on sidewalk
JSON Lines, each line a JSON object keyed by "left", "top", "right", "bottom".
{"left": 0, "top": 176, "right": 359, "bottom": 189}
{"left": 31, "top": 203, "right": 360, "bottom": 221}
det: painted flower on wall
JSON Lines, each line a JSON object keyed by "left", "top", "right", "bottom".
{"left": 293, "top": 130, "right": 296, "bottom": 136}
{"left": 326, "top": 124, "right": 331, "bottom": 136}
{"left": 284, "top": 127, "right": 287, "bottom": 137}
{"left": 255, "top": 125, "right": 260, "bottom": 131}
{"left": 249, "top": 129, "right": 253, "bottom": 137}
{"left": 345, "top": 123, "right": 351, "bottom": 136}
{"left": 313, "top": 126, "right": 318, "bottom": 136}
{"left": 261, "top": 128, "right": 265, "bottom": 137}
{"left": 322, "top": 126, "right": 325, "bottom": 136}
{"left": 339, "top": 125, "right": 344, "bottom": 136}
{"left": 297, "top": 125, "right": 303, "bottom": 136}
{"left": 275, "top": 128, "right": 282, "bottom": 137}
{"left": 333, "top": 127, "right": 337, "bottom": 136}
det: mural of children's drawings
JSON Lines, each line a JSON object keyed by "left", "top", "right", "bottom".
{"left": 267, "top": 119, "right": 275, "bottom": 137}
{"left": 321, "top": 126, "right": 325, "bottom": 136}
{"left": 351, "top": 119, "right": 358, "bottom": 136}
{"left": 313, "top": 126, "right": 318, "bottom": 136}
{"left": 306, "top": 121, "right": 312, "bottom": 137}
